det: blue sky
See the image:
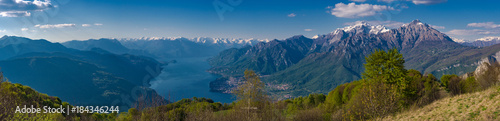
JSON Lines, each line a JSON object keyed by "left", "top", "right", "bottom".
{"left": 0, "top": 0, "right": 498, "bottom": 42}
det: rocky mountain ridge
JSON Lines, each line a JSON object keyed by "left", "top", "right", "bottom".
{"left": 208, "top": 20, "right": 500, "bottom": 97}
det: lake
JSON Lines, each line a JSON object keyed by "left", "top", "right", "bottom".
{"left": 149, "top": 57, "right": 235, "bottom": 104}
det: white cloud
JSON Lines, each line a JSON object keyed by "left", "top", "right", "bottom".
{"left": 35, "top": 24, "right": 76, "bottom": 29}
{"left": 82, "top": 24, "right": 91, "bottom": 27}
{"left": 94, "top": 23, "right": 103, "bottom": 26}
{"left": 0, "top": 29, "right": 6, "bottom": 33}
{"left": 467, "top": 22, "right": 500, "bottom": 29}
{"left": 376, "top": 0, "right": 446, "bottom": 5}
{"left": 329, "top": 3, "right": 394, "bottom": 18}
{"left": 21, "top": 28, "right": 29, "bottom": 31}
{"left": 0, "top": 11, "right": 30, "bottom": 17}
{"left": 446, "top": 29, "right": 500, "bottom": 36}
{"left": 378, "top": 0, "right": 398, "bottom": 3}
{"left": 304, "top": 29, "right": 313, "bottom": 31}
{"left": 0, "top": 0, "right": 53, "bottom": 17}
{"left": 350, "top": 0, "right": 366, "bottom": 2}
{"left": 287, "top": 13, "right": 296, "bottom": 17}
{"left": 410, "top": 0, "right": 447, "bottom": 5}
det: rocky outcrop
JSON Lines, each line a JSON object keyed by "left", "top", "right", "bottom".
{"left": 471, "top": 51, "right": 500, "bottom": 84}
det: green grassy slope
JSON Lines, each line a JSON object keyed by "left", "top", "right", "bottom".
{"left": 382, "top": 85, "right": 500, "bottom": 121}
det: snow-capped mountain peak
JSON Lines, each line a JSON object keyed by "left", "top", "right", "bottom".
{"left": 337, "top": 21, "right": 390, "bottom": 35}
{"left": 451, "top": 37, "right": 466, "bottom": 43}
{"left": 191, "top": 37, "right": 270, "bottom": 45}
{"left": 116, "top": 37, "right": 270, "bottom": 45}
{"left": 370, "top": 25, "right": 390, "bottom": 34}
{"left": 402, "top": 19, "right": 427, "bottom": 27}
{"left": 115, "top": 37, "right": 184, "bottom": 41}
{"left": 312, "top": 35, "right": 320, "bottom": 39}
{"left": 341, "top": 21, "right": 370, "bottom": 32}
{"left": 476, "top": 36, "right": 500, "bottom": 42}
{"left": 460, "top": 36, "right": 500, "bottom": 47}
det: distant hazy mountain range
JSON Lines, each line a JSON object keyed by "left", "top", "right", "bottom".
{"left": 12, "top": 19, "right": 500, "bottom": 101}
{"left": 208, "top": 20, "right": 500, "bottom": 97}
{"left": 63, "top": 37, "right": 269, "bottom": 59}
{"left": 0, "top": 36, "right": 164, "bottom": 106}
{"left": 454, "top": 37, "right": 500, "bottom": 47}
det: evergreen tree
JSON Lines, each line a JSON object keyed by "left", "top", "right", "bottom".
{"left": 363, "top": 48, "right": 407, "bottom": 85}
{"left": 362, "top": 48, "right": 414, "bottom": 107}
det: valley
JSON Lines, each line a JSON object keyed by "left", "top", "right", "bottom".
{"left": 37, "top": 20, "right": 500, "bottom": 103}
{"left": 149, "top": 57, "right": 234, "bottom": 103}
{"left": 4, "top": 20, "right": 500, "bottom": 106}
{"left": 1, "top": 0, "right": 499, "bottom": 120}
{"left": 1, "top": 21, "right": 500, "bottom": 120}
{"left": 61, "top": 37, "right": 265, "bottom": 103}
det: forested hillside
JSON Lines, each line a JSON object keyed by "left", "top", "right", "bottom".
{"left": 0, "top": 36, "right": 165, "bottom": 108}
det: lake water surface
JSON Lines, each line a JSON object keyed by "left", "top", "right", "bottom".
{"left": 149, "top": 57, "right": 235, "bottom": 103}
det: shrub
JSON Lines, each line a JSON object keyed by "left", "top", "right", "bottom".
{"left": 341, "top": 80, "right": 364, "bottom": 104}
{"left": 448, "top": 76, "right": 463, "bottom": 96}
{"left": 441, "top": 74, "right": 459, "bottom": 90}
{"left": 404, "top": 69, "right": 424, "bottom": 104}
{"left": 475, "top": 62, "right": 500, "bottom": 89}
{"left": 325, "top": 84, "right": 345, "bottom": 112}
{"left": 416, "top": 77, "right": 441, "bottom": 106}
{"left": 166, "top": 108, "right": 186, "bottom": 121}
{"left": 344, "top": 80, "right": 400, "bottom": 120}
{"left": 304, "top": 93, "right": 326, "bottom": 108}
{"left": 461, "top": 76, "right": 480, "bottom": 93}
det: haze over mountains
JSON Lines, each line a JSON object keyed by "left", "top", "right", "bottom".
{"left": 0, "top": 36, "right": 164, "bottom": 107}
{"left": 0, "top": 35, "right": 266, "bottom": 107}
{"left": 63, "top": 37, "right": 269, "bottom": 59}
{"left": 208, "top": 20, "right": 500, "bottom": 96}
{"left": 3, "top": 19, "right": 500, "bottom": 104}
{"left": 457, "top": 36, "right": 500, "bottom": 47}
{"left": 55, "top": 20, "right": 500, "bottom": 98}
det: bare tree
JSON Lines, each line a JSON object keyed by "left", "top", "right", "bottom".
{"left": 233, "top": 70, "right": 268, "bottom": 120}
